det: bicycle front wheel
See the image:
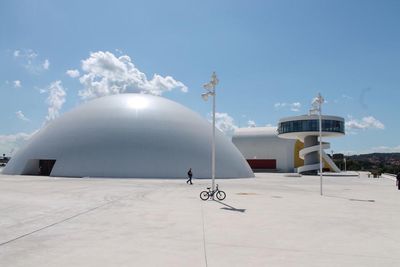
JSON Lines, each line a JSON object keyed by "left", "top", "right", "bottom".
{"left": 200, "top": 191, "right": 209, "bottom": 201}
{"left": 216, "top": 190, "right": 226, "bottom": 200}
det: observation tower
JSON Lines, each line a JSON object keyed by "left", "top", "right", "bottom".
{"left": 277, "top": 114, "right": 345, "bottom": 174}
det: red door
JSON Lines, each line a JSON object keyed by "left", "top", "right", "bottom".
{"left": 246, "top": 159, "right": 276, "bottom": 169}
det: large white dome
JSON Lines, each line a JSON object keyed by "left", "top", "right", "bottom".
{"left": 4, "top": 94, "right": 254, "bottom": 178}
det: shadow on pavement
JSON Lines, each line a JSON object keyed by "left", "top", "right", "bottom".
{"left": 213, "top": 199, "right": 246, "bottom": 213}
{"left": 325, "top": 195, "right": 375, "bottom": 202}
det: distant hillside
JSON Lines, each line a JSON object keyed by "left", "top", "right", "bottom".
{"left": 333, "top": 153, "right": 400, "bottom": 174}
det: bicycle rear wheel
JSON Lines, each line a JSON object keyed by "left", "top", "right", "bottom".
{"left": 216, "top": 190, "right": 226, "bottom": 200}
{"left": 200, "top": 191, "right": 209, "bottom": 201}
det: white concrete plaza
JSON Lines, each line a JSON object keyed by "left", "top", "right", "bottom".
{"left": 0, "top": 172, "right": 399, "bottom": 267}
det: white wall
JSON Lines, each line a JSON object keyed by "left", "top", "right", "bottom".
{"left": 232, "top": 127, "right": 296, "bottom": 172}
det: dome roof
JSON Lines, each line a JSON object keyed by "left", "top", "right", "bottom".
{"left": 4, "top": 94, "right": 254, "bottom": 178}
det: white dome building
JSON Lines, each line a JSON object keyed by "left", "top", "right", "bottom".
{"left": 4, "top": 94, "right": 254, "bottom": 179}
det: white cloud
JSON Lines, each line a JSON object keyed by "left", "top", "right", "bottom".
{"left": 13, "top": 80, "right": 21, "bottom": 88}
{"left": 290, "top": 102, "right": 301, "bottom": 112}
{"left": 247, "top": 120, "right": 256, "bottom": 128}
{"left": 26, "top": 50, "right": 38, "bottom": 60}
{"left": 78, "top": 51, "right": 188, "bottom": 99}
{"left": 12, "top": 49, "right": 48, "bottom": 74}
{"left": 0, "top": 131, "right": 38, "bottom": 155}
{"left": 274, "top": 102, "right": 285, "bottom": 108}
{"left": 346, "top": 116, "right": 385, "bottom": 130}
{"left": 13, "top": 49, "right": 37, "bottom": 60}
{"left": 13, "top": 49, "right": 37, "bottom": 59}
{"left": 43, "top": 59, "right": 50, "bottom": 70}
{"left": 16, "top": 110, "right": 29, "bottom": 121}
{"left": 274, "top": 102, "right": 302, "bottom": 112}
{"left": 214, "top": 112, "right": 238, "bottom": 137}
{"left": 41, "top": 81, "right": 67, "bottom": 122}
{"left": 66, "top": 69, "right": 80, "bottom": 78}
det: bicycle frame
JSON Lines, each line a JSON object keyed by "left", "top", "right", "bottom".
{"left": 200, "top": 184, "right": 226, "bottom": 201}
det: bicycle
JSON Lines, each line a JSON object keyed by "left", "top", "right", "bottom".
{"left": 200, "top": 184, "right": 226, "bottom": 201}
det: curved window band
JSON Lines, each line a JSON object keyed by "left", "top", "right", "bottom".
{"left": 278, "top": 120, "right": 344, "bottom": 134}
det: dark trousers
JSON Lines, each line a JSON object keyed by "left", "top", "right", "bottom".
{"left": 397, "top": 181, "right": 400, "bottom": 190}
{"left": 187, "top": 176, "right": 192, "bottom": 184}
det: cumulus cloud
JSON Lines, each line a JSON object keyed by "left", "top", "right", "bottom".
{"left": 213, "top": 112, "right": 238, "bottom": 137}
{"left": 66, "top": 69, "right": 80, "bottom": 78}
{"left": 13, "top": 80, "right": 21, "bottom": 88}
{"left": 43, "top": 59, "right": 50, "bottom": 70}
{"left": 274, "top": 102, "right": 302, "bottom": 112}
{"left": 16, "top": 110, "right": 29, "bottom": 121}
{"left": 346, "top": 116, "right": 385, "bottom": 130}
{"left": 247, "top": 120, "right": 256, "bottom": 127}
{"left": 0, "top": 131, "right": 38, "bottom": 155}
{"left": 78, "top": 51, "right": 188, "bottom": 99}
{"left": 41, "top": 81, "right": 67, "bottom": 122}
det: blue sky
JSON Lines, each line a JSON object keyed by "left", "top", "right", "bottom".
{"left": 1, "top": 0, "right": 399, "bottom": 155}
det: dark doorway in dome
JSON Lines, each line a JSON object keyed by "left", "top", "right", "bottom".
{"left": 39, "top": 160, "right": 56, "bottom": 176}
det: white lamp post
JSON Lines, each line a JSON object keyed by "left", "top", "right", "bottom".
{"left": 310, "top": 93, "right": 325, "bottom": 195}
{"left": 313, "top": 93, "right": 325, "bottom": 196}
{"left": 202, "top": 72, "right": 219, "bottom": 194}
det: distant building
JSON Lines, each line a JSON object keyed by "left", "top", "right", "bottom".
{"left": 232, "top": 127, "right": 303, "bottom": 172}
{"left": 233, "top": 114, "right": 345, "bottom": 174}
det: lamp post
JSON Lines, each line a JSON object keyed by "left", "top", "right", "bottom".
{"left": 202, "top": 72, "right": 219, "bottom": 194}
{"left": 311, "top": 93, "right": 325, "bottom": 195}
{"left": 314, "top": 93, "right": 324, "bottom": 196}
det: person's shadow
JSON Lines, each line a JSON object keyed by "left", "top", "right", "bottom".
{"left": 213, "top": 199, "right": 246, "bottom": 213}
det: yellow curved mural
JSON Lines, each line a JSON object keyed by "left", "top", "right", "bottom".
{"left": 294, "top": 140, "right": 304, "bottom": 168}
{"left": 294, "top": 140, "right": 333, "bottom": 171}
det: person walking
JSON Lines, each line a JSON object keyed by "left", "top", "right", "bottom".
{"left": 186, "top": 168, "right": 193, "bottom": 185}
{"left": 396, "top": 172, "right": 400, "bottom": 190}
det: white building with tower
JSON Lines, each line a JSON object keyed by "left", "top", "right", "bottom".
{"left": 233, "top": 95, "right": 345, "bottom": 174}
{"left": 277, "top": 114, "right": 345, "bottom": 174}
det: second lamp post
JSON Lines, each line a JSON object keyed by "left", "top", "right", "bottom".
{"left": 202, "top": 72, "right": 219, "bottom": 194}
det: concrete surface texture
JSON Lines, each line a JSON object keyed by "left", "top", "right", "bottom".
{"left": 0, "top": 172, "right": 399, "bottom": 267}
